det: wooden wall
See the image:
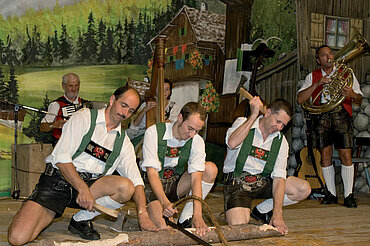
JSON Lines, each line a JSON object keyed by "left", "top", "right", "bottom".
{"left": 206, "top": 51, "right": 297, "bottom": 145}
{"left": 221, "top": 0, "right": 254, "bottom": 59}
{"left": 206, "top": 94, "right": 238, "bottom": 145}
{"left": 255, "top": 50, "right": 298, "bottom": 143}
{"left": 296, "top": 0, "right": 370, "bottom": 82}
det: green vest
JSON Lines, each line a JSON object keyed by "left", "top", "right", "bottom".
{"left": 234, "top": 128, "right": 283, "bottom": 177}
{"left": 72, "top": 109, "right": 125, "bottom": 175}
{"left": 156, "top": 122, "right": 193, "bottom": 178}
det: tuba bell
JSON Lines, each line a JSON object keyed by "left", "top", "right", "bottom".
{"left": 301, "top": 32, "right": 370, "bottom": 114}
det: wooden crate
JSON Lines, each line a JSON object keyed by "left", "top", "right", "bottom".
{"left": 11, "top": 143, "right": 53, "bottom": 198}
{"left": 11, "top": 169, "right": 42, "bottom": 198}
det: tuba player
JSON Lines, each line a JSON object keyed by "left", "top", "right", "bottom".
{"left": 297, "top": 45, "right": 363, "bottom": 208}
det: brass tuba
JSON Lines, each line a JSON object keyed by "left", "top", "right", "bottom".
{"left": 301, "top": 32, "right": 369, "bottom": 114}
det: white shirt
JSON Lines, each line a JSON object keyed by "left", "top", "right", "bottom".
{"left": 126, "top": 101, "right": 180, "bottom": 140}
{"left": 141, "top": 122, "right": 206, "bottom": 174}
{"left": 45, "top": 108, "right": 144, "bottom": 187}
{"left": 223, "top": 117, "right": 289, "bottom": 179}
{"left": 41, "top": 94, "right": 81, "bottom": 123}
{"left": 298, "top": 67, "right": 363, "bottom": 103}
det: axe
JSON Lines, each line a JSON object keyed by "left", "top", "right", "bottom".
{"left": 93, "top": 203, "right": 130, "bottom": 233}
{"left": 239, "top": 87, "right": 266, "bottom": 114}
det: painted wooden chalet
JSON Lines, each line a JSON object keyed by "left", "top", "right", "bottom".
{"left": 149, "top": 5, "right": 226, "bottom": 94}
{"left": 207, "top": 0, "right": 370, "bottom": 146}
{"left": 254, "top": 0, "right": 369, "bottom": 113}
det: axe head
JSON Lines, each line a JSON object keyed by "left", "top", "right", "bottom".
{"left": 110, "top": 211, "right": 127, "bottom": 233}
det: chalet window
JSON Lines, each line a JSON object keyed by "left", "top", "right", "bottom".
{"left": 203, "top": 54, "right": 211, "bottom": 66}
{"left": 167, "top": 55, "right": 175, "bottom": 62}
{"left": 325, "top": 17, "right": 349, "bottom": 48}
{"left": 179, "top": 27, "right": 187, "bottom": 37}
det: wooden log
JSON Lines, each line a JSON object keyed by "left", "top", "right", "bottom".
{"left": 119, "top": 224, "right": 282, "bottom": 246}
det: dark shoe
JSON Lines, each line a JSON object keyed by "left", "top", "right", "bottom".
{"left": 343, "top": 193, "right": 358, "bottom": 208}
{"left": 321, "top": 192, "right": 338, "bottom": 205}
{"left": 68, "top": 218, "right": 100, "bottom": 240}
{"left": 250, "top": 207, "right": 272, "bottom": 224}
{"left": 177, "top": 218, "right": 192, "bottom": 228}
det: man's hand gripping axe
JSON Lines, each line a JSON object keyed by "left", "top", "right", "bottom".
{"left": 93, "top": 203, "right": 130, "bottom": 233}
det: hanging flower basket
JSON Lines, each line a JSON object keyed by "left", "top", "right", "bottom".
{"left": 187, "top": 49, "right": 203, "bottom": 70}
{"left": 200, "top": 81, "right": 220, "bottom": 113}
{"left": 146, "top": 57, "right": 153, "bottom": 77}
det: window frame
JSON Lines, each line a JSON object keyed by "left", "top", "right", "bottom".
{"left": 324, "top": 15, "right": 350, "bottom": 49}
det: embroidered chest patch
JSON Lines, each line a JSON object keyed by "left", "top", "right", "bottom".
{"left": 165, "top": 146, "right": 183, "bottom": 158}
{"left": 85, "top": 140, "right": 112, "bottom": 163}
{"left": 249, "top": 146, "right": 269, "bottom": 161}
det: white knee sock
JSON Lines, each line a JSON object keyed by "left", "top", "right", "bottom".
{"left": 322, "top": 165, "right": 336, "bottom": 196}
{"left": 341, "top": 165, "right": 354, "bottom": 198}
{"left": 73, "top": 196, "right": 123, "bottom": 222}
{"left": 256, "top": 194, "right": 298, "bottom": 214}
{"left": 178, "top": 181, "right": 214, "bottom": 223}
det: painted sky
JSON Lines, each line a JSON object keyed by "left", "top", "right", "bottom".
{"left": 0, "top": 0, "right": 85, "bottom": 19}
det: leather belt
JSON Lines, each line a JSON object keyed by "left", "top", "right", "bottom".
{"left": 44, "top": 163, "right": 98, "bottom": 181}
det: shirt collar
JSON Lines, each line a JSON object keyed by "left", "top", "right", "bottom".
{"left": 63, "top": 94, "right": 80, "bottom": 104}
{"left": 163, "top": 121, "right": 190, "bottom": 144}
{"left": 163, "top": 122, "right": 175, "bottom": 140}
{"left": 97, "top": 108, "right": 122, "bottom": 136}
{"left": 251, "top": 116, "right": 281, "bottom": 140}
{"left": 320, "top": 67, "right": 336, "bottom": 77}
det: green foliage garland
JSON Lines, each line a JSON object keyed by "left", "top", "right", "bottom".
{"left": 200, "top": 81, "right": 220, "bottom": 113}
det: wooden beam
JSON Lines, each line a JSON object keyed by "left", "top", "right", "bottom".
{"left": 119, "top": 224, "right": 282, "bottom": 245}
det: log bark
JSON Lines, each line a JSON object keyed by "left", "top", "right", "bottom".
{"left": 119, "top": 224, "right": 283, "bottom": 245}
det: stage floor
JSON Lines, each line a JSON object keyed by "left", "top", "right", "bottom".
{"left": 0, "top": 188, "right": 369, "bottom": 245}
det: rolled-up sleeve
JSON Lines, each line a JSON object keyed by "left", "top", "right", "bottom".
{"left": 225, "top": 117, "right": 247, "bottom": 149}
{"left": 141, "top": 125, "right": 162, "bottom": 171}
{"left": 51, "top": 108, "right": 89, "bottom": 167}
{"left": 187, "top": 135, "right": 206, "bottom": 173}
{"left": 115, "top": 135, "right": 144, "bottom": 187}
{"left": 41, "top": 101, "right": 60, "bottom": 123}
{"left": 297, "top": 73, "right": 313, "bottom": 94}
{"left": 270, "top": 137, "right": 289, "bottom": 179}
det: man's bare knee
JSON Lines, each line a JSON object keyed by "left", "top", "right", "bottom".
{"left": 293, "top": 179, "right": 311, "bottom": 200}
{"left": 8, "top": 201, "right": 54, "bottom": 245}
{"left": 203, "top": 161, "right": 218, "bottom": 182}
{"left": 286, "top": 177, "right": 311, "bottom": 201}
{"left": 114, "top": 178, "right": 135, "bottom": 202}
{"left": 8, "top": 225, "right": 29, "bottom": 246}
{"left": 226, "top": 207, "right": 249, "bottom": 225}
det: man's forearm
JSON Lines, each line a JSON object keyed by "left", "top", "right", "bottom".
{"left": 272, "top": 177, "right": 285, "bottom": 216}
{"left": 228, "top": 115, "right": 257, "bottom": 149}
{"left": 352, "top": 93, "right": 362, "bottom": 106}
{"left": 40, "top": 122, "right": 53, "bottom": 132}
{"left": 297, "top": 82, "right": 320, "bottom": 104}
{"left": 191, "top": 172, "right": 203, "bottom": 217}
{"left": 147, "top": 168, "right": 170, "bottom": 206}
{"left": 56, "top": 163, "right": 89, "bottom": 193}
{"left": 132, "top": 185, "right": 148, "bottom": 213}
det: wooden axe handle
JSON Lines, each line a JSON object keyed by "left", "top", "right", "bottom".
{"left": 239, "top": 87, "right": 266, "bottom": 114}
{"left": 239, "top": 87, "right": 254, "bottom": 100}
{"left": 94, "top": 203, "right": 119, "bottom": 218}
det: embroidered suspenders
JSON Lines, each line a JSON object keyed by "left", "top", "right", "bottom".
{"left": 156, "top": 122, "right": 193, "bottom": 178}
{"left": 72, "top": 109, "right": 125, "bottom": 175}
{"left": 234, "top": 128, "right": 283, "bottom": 178}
